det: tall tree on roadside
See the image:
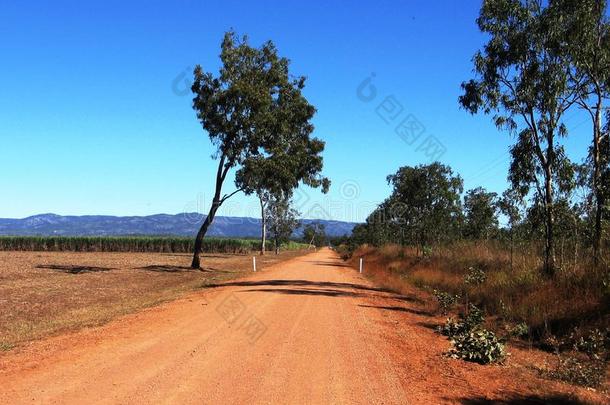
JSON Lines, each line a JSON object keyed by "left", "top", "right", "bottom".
{"left": 498, "top": 188, "right": 524, "bottom": 271}
{"left": 302, "top": 222, "right": 326, "bottom": 248}
{"left": 189, "top": 31, "right": 328, "bottom": 268}
{"left": 384, "top": 162, "right": 464, "bottom": 251}
{"left": 553, "top": 0, "right": 610, "bottom": 263}
{"left": 464, "top": 187, "right": 499, "bottom": 240}
{"left": 266, "top": 193, "right": 300, "bottom": 254}
{"left": 236, "top": 81, "right": 331, "bottom": 255}
{"left": 460, "top": 0, "right": 578, "bottom": 275}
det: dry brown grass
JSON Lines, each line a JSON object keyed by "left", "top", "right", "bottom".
{"left": 0, "top": 250, "right": 305, "bottom": 349}
{"left": 349, "top": 243, "right": 609, "bottom": 340}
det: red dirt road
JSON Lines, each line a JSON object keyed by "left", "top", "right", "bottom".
{"left": 0, "top": 249, "right": 605, "bottom": 404}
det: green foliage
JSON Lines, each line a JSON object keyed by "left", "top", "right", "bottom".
{"left": 464, "top": 304, "right": 485, "bottom": 328}
{"left": 570, "top": 328, "right": 609, "bottom": 361}
{"left": 448, "top": 328, "right": 507, "bottom": 365}
{"left": 460, "top": 0, "right": 584, "bottom": 275}
{"left": 440, "top": 302, "right": 506, "bottom": 364}
{"left": 464, "top": 266, "right": 487, "bottom": 286}
{"left": 440, "top": 304, "right": 485, "bottom": 338}
{"left": 0, "top": 236, "right": 307, "bottom": 254}
{"left": 266, "top": 193, "right": 301, "bottom": 253}
{"left": 432, "top": 289, "right": 460, "bottom": 315}
{"left": 188, "top": 30, "right": 328, "bottom": 267}
{"left": 509, "top": 322, "right": 530, "bottom": 338}
{"left": 421, "top": 245, "right": 432, "bottom": 258}
{"left": 440, "top": 318, "right": 467, "bottom": 338}
{"left": 543, "top": 328, "right": 609, "bottom": 388}
{"left": 302, "top": 222, "right": 327, "bottom": 247}
{"left": 0, "top": 342, "right": 15, "bottom": 352}
{"left": 546, "top": 356, "right": 606, "bottom": 388}
{"left": 463, "top": 187, "right": 498, "bottom": 240}
{"left": 354, "top": 163, "right": 464, "bottom": 248}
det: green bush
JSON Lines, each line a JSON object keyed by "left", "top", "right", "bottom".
{"left": 440, "top": 317, "right": 467, "bottom": 338}
{"left": 571, "top": 328, "right": 609, "bottom": 361}
{"left": 441, "top": 303, "right": 506, "bottom": 364}
{"left": 464, "top": 266, "right": 486, "bottom": 286}
{"left": 448, "top": 329, "right": 507, "bottom": 364}
{"left": 440, "top": 304, "right": 484, "bottom": 338}
{"left": 546, "top": 356, "right": 606, "bottom": 388}
{"left": 433, "top": 289, "right": 460, "bottom": 315}
{"left": 509, "top": 322, "right": 529, "bottom": 338}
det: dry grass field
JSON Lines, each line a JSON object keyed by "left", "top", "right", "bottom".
{"left": 0, "top": 249, "right": 307, "bottom": 350}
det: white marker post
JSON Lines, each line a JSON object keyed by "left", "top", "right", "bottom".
{"left": 253, "top": 256, "right": 257, "bottom": 272}
{"left": 359, "top": 257, "right": 363, "bottom": 274}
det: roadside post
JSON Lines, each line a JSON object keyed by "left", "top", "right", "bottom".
{"left": 253, "top": 256, "right": 257, "bottom": 272}
{"left": 359, "top": 257, "right": 363, "bottom": 274}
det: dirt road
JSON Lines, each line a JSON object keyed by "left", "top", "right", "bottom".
{"left": 1, "top": 249, "right": 410, "bottom": 404}
{"left": 0, "top": 249, "right": 604, "bottom": 404}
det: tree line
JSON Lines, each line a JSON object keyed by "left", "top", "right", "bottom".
{"left": 347, "top": 0, "right": 609, "bottom": 277}
{"left": 351, "top": 157, "right": 607, "bottom": 273}
{"left": 457, "top": 0, "right": 609, "bottom": 275}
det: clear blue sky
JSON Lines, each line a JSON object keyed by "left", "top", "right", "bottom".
{"left": 0, "top": 0, "right": 593, "bottom": 222}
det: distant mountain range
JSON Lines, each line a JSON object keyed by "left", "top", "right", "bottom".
{"left": 0, "top": 214, "right": 357, "bottom": 238}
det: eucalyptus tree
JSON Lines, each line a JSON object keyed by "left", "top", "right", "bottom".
{"left": 464, "top": 187, "right": 499, "bottom": 240}
{"left": 265, "top": 193, "right": 300, "bottom": 254}
{"left": 302, "top": 222, "right": 327, "bottom": 248}
{"left": 236, "top": 78, "right": 331, "bottom": 255}
{"left": 385, "top": 163, "right": 464, "bottom": 250}
{"left": 552, "top": 0, "right": 610, "bottom": 263}
{"left": 189, "top": 31, "right": 328, "bottom": 268}
{"left": 460, "top": 0, "right": 578, "bottom": 275}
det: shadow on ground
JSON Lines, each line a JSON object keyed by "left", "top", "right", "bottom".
{"left": 359, "top": 304, "right": 433, "bottom": 316}
{"left": 136, "top": 265, "right": 196, "bottom": 273}
{"left": 36, "top": 265, "right": 115, "bottom": 274}
{"left": 241, "top": 287, "right": 364, "bottom": 297}
{"left": 304, "top": 260, "right": 352, "bottom": 268}
{"left": 457, "top": 393, "right": 586, "bottom": 404}
{"left": 159, "top": 254, "right": 232, "bottom": 259}
{"left": 136, "top": 265, "right": 233, "bottom": 273}
{"left": 206, "top": 279, "right": 393, "bottom": 294}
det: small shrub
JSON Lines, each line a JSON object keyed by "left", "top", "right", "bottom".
{"left": 422, "top": 245, "right": 432, "bottom": 258}
{"left": 433, "top": 289, "right": 460, "bottom": 315}
{"left": 546, "top": 356, "right": 606, "bottom": 388}
{"left": 440, "top": 317, "right": 468, "bottom": 338}
{"left": 442, "top": 303, "right": 506, "bottom": 364}
{"left": 571, "top": 328, "right": 609, "bottom": 361}
{"left": 448, "top": 329, "right": 507, "bottom": 364}
{"left": 509, "top": 322, "right": 529, "bottom": 338}
{"left": 542, "top": 328, "right": 609, "bottom": 388}
{"left": 0, "top": 342, "right": 15, "bottom": 351}
{"left": 464, "top": 266, "right": 486, "bottom": 286}
{"left": 440, "top": 304, "right": 485, "bottom": 338}
{"left": 464, "top": 303, "right": 484, "bottom": 330}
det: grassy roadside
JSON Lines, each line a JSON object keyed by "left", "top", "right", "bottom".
{"left": 345, "top": 243, "right": 608, "bottom": 339}
{"left": 0, "top": 250, "right": 307, "bottom": 350}
{"left": 340, "top": 243, "right": 609, "bottom": 389}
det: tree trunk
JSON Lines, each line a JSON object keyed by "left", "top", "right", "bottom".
{"left": 259, "top": 195, "right": 266, "bottom": 255}
{"left": 543, "top": 166, "right": 556, "bottom": 276}
{"left": 191, "top": 199, "right": 220, "bottom": 269}
{"left": 274, "top": 237, "right": 280, "bottom": 255}
{"left": 191, "top": 156, "right": 229, "bottom": 269}
{"left": 573, "top": 215, "right": 579, "bottom": 271}
{"left": 510, "top": 224, "right": 515, "bottom": 273}
{"left": 592, "top": 101, "right": 603, "bottom": 266}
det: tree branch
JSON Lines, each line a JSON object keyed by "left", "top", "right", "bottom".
{"left": 221, "top": 188, "right": 244, "bottom": 203}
